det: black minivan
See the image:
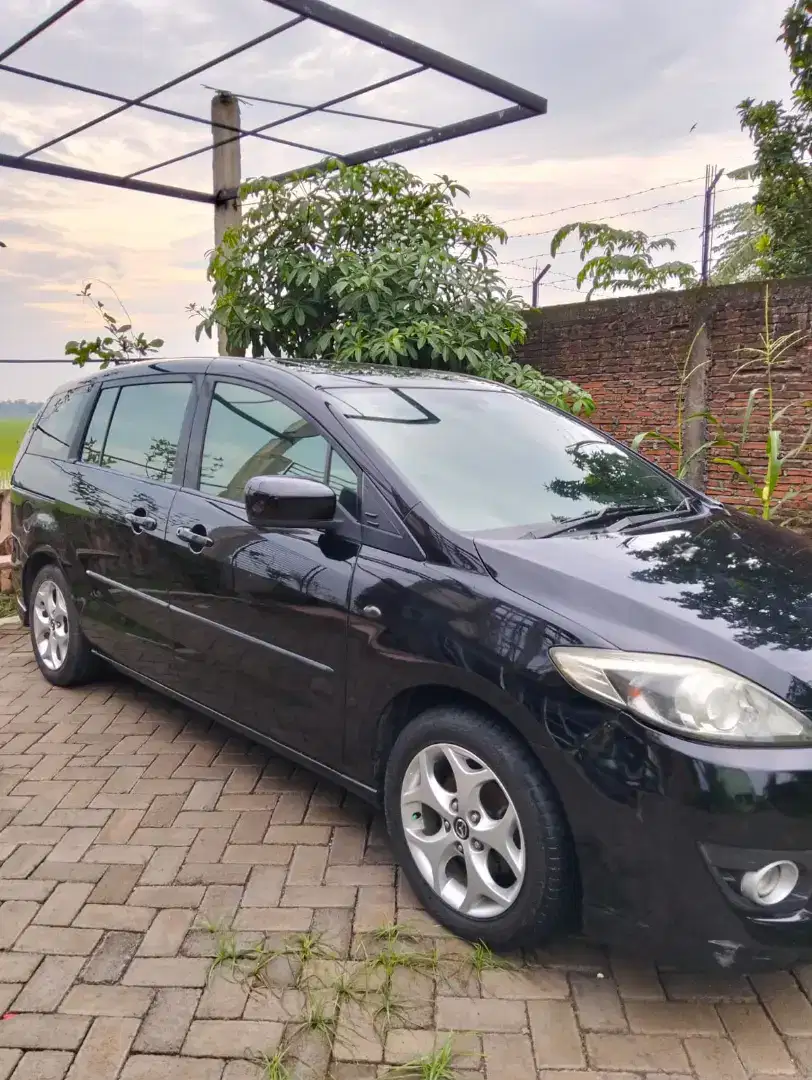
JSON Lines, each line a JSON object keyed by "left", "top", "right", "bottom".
{"left": 11, "top": 356, "right": 812, "bottom": 971}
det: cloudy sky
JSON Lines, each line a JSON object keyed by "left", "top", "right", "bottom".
{"left": 0, "top": 0, "right": 792, "bottom": 401}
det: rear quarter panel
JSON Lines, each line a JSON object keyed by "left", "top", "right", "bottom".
{"left": 11, "top": 454, "right": 86, "bottom": 611}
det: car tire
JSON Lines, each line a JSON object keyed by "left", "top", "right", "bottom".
{"left": 29, "top": 564, "right": 100, "bottom": 687}
{"left": 384, "top": 705, "right": 577, "bottom": 951}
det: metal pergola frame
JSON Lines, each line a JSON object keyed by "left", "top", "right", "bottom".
{"left": 0, "top": 0, "right": 548, "bottom": 206}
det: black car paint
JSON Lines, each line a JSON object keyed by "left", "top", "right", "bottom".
{"left": 11, "top": 356, "right": 812, "bottom": 971}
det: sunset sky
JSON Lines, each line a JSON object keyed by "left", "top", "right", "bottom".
{"left": 0, "top": 0, "right": 792, "bottom": 401}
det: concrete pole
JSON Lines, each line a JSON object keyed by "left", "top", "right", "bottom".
{"left": 531, "top": 263, "right": 551, "bottom": 308}
{"left": 211, "top": 91, "right": 243, "bottom": 356}
{"left": 700, "top": 166, "right": 724, "bottom": 285}
{"left": 682, "top": 302, "right": 714, "bottom": 492}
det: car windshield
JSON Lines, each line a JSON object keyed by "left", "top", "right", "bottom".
{"left": 333, "top": 385, "right": 685, "bottom": 534}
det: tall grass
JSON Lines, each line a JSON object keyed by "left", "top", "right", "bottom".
{"left": 0, "top": 418, "right": 30, "bottom": 485}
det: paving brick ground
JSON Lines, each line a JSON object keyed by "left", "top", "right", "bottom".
{"left": 3, "top": 623, "right": 812, "bottom": 1078}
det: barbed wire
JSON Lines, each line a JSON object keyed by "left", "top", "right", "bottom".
{"left": 497, "top": 175, "right": 706, "bottom": 225}
{"left": 545, "top": 281, "right": 581, "bottom": 293}
{"left": 500, "top": 224, "right": 705, "bottom": 266}
{"left": 508, "top": 186, "right": 756, "bottom": 239}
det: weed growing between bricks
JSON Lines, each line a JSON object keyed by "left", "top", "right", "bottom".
{"left": 202, "top": 919, "right": 500, "bottom": 1078}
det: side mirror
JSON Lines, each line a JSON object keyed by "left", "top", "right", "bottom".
{"left": 244, "top": 475, "right": 336, "bottom": 529}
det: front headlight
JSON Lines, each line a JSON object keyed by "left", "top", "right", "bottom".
{"left": 549, "top": 647, "right": 812, "bottom": 745}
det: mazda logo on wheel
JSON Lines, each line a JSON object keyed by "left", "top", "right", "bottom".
{"left": 453, "top": 817, "right": 469, "bottom": 841}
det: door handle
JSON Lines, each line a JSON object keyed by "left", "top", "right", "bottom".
{"left": 177, "top": 525, "right": 213, "bottom": 549}
{"left": 125, "top": 510, "right": 157, "bottom": 533}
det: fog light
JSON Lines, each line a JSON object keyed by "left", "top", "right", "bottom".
{"left": 740, "top": 860, "right": 799, "bottom": 906}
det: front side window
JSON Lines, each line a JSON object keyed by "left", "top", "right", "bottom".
{"left": 333, "top": 385, "right": 684, "bottom": 535}
{"left": 80, "top": 381, "right": 191, "bottom": 482}
{"left": 199, "top": 381, "right": 359, "bottom": 513}
{"left": 27, "top": 381, "right": 94, "bottom": 460}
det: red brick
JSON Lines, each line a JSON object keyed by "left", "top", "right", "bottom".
{"left": 517, "top": 282, "right": 812, "bottom": 517}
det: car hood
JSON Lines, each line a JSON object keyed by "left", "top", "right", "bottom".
{"left": 474, "top": 509, "right": 812, "bottom": 706}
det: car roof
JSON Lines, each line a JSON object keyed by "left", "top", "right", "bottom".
{"left": 86, "top": 356, "right": 503, "bottom": 393}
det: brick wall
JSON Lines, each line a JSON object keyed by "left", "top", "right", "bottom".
{"left": 517, "top": 278, "right": 812, "bottom": 515}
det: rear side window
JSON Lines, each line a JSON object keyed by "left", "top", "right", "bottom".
{"left": 81, "top": 387, "right": 118, "bottom": 466}
{"left": 80, "top": 381, "right": 191, "bottom": 483}
{"left": 26, "top": 381, "right": 93, "bottom": 460}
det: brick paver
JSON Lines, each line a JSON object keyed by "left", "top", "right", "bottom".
{"left": 3, "top": 624, "right": 812, "bottom": 1077}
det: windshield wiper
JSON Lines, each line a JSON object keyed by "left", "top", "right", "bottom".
{"left": 523, "top": 497, "right": 699, "bottom": 539}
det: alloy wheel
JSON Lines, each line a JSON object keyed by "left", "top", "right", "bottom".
{"left": 33, "top": 579, "right": 70, "bottom": 672}
{"left": 399, "top": 742, "right": 526, "bottom": 919}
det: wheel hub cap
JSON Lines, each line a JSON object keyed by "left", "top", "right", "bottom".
{"left": 399, "top": 742, "right": 526, "bottom": 919}
{"left": 33, "top": 580, "right": 69, "bottom": 672}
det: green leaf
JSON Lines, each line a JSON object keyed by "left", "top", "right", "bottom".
{"left": 632, "top": 430, "right": 678, "bottom": 452}
{"left": 737, "top": 388, "right": 760, "bottom": 451}
{"left": 710, "top": 457, "right": 760, "bottom": 490}
{"left": 765, "top": 429, "right": 781, "bottom": 498}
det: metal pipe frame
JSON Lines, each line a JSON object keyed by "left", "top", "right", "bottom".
{"left": 202, "top": 86, "right": 433, "bottom": 131}
{"left": 1, "top": 62, "right": 337, "bottom": 158}
{"left": 0, "top": 152, "right": 216, "bottom": 204}
{"left": 265, "top": 0, "right": 548, "bottom": 114}
{"left": 0, "top": 0, "right": 88, "bottom": 64}
{"left": 0, "top": 0, "right": 547, "bottom": 203}
{"left": 17, "top": 15, "right": 307, "bottom": 160}
{"left": 126, "top": 66, "right": 426, "bottom": 180}
{"left": 220, "top": 104, "right": 537, "bottom": 202}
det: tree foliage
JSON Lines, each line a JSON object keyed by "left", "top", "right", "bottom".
{"left": 711, "top": 166, "right": 764, "bottom": 284}
{"left": 738, "top": 0, "right": 812, "bottom": 279}
{"left": 193, "top": 160, "right": 594, "bottom": 416}
{"left": 549, "top": 223, "right": 697, "bottom": 298}
{"left": 66, "top": 283, "right": 163, "bottom": 368}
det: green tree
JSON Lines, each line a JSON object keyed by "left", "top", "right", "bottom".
{"left": 193, "top": 160, "right": 594, "bottom": 416}
{"left": 711, "top": 166, "right": 764, "bottom": 284}
{"left": 738, "top": 0, "right": 812, "bottom": 279}
{"left": 549, "top": 223, "right": 697, "bottom": 298}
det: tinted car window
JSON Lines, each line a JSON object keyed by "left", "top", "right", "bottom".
{"left": 27, "top": 381, "right": 93, "bottom": 460}
{"left": 82, "top": 381, "right": 191, "bottom": 483}
{"left": 334, "top": 386, "right": 684, "bottom": 534}
{"left": 81, "top": 387, "right": 118, "bottom": 466}
{"left": 327, "top": 448, "right": 359, "bottom": 514}
{"left": 199, "top": 382, "right": 359, "bottom": 512}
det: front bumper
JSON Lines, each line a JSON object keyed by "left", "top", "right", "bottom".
{"left": 555, "top": 711, "right": 812, "bottom": 971}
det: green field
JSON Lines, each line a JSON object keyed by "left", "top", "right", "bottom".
{"left": 0, "top": 417, "right": 32, "bottom": 482}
